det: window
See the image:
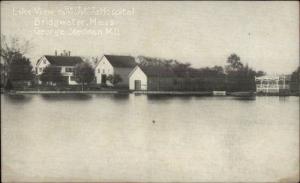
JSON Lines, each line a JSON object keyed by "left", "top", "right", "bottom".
{"left": 98, "top": 69, "right": 100, "bottom": 73}
{"left": 262, "top": 80, "right": 268, "bottom": 85}
{"left": 39, "top": 68, "right": 43, "bottom": 72}
{"left": 65, "top": 67, "right": 73, "bottom": 72}
{"left": 103, "top": 69, "right": 105, "bottom": 74}
{"left": 279, "top": 80, "right": 284, "bottom": 85}
{"left": 43, "top": 60, "right": 46, "bottom": 64}
{"left": 70, "top": 76, "right": 75, "bottom": 81}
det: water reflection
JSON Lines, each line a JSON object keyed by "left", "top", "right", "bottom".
{"left": 278, "top": 96, "right": 290, "bottom": 102}
{"left": 230, "top": 96, "right": 256, "bottom": 101}
{"left": 111, "top": 94, "right": 130, "bottom": 100}
{"left": 93, "top": 93, "right": 130, "bottom": 100}
{"left": 40, "top": 93, "right": 93, "bottom": 101}
{"left": 146, "top": 94, "right": 194, "bottom": 100}
{"left": 4, "top": 94, "right": 33, "bottom": 103}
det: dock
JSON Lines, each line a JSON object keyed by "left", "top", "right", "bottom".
{"left": 133, "top": 91, "right": 212, "bottom": 96}
{"left": 10, "top": 90, "right": 120, "bottom": 94}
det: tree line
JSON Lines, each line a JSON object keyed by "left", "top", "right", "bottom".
{"left": 137, "top": 54, "right": 266, "bottom": 91}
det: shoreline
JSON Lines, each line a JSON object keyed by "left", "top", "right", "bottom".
{"left": 10, "top": 90, "right": 120, "bottom": 94}
{"left": 1, "top": 90, "right": 298, "bottom": 96}
{"left": 5, "top": 90, "right": 212, "bottom": 95}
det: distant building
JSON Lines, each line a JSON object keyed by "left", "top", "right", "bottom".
{"left": 94, "top": 55, "right": 137, "bottom": 87}
{"left": 255, "top": 75, "right": 290, "bottom": 94}
{"left": 129, "top": 65, "right": 176, "bottom": 91}
{"left": 36, "top": 51, "right": 84, "bottom": 85}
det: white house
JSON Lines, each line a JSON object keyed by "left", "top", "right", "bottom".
{"left": 255, "top": 75, "right": 290, "bottom": 94}
{"left": 95, "top": 55, "right": 137, "bottom": 87}
{"left": 36, "top": 52, "right": 84, "bottom": 85}
{"left": 129, "top": 65, "right": 176, "bottom": 91}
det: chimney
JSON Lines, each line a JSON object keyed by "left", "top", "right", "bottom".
{"left": 55, "top": 50, "right": 57, "bottom": 56}
{"left": 68, "top": 51, "right": 71, "bottom": 56}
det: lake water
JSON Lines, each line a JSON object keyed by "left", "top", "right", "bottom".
{"left": 1, "top": 94, "right": 299, "bottom": 182}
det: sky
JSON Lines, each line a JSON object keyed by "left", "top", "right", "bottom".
{"left": 1, "top": 1, "right": 299, "bottom": 74}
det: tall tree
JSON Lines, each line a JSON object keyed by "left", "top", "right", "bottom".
{"left": 8, "top": 55, "right": 34, "bottom": 89}
{"left": 225, "top": 54, "right": 258, "bottom": 91}
{"left": 1, "top": 35, "right": 32, "bottom": 65}
{"left": 74, "top": 62, "right": 95, "bottom": 90}
{"left": 0, "top": 34, "right": 33, "bottom": 86}
{"left": 9, "top": 55, "right": 33, "bottom": 81}
{"left": 225, "top": 53, "right": 243, "bottom": 73}
{"left": 290, "top": 66, "right": 300, "bottom": 93}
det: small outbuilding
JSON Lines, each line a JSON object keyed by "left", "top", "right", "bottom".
{"left": 129, "top": 65, "right": 176, "bottom": 91}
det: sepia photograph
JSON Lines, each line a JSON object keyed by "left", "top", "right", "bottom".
{"left": 1, "top": 1, "right": 299, "bottom": 182}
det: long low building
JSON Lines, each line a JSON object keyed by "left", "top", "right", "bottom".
{"left": 255, "top": 75, "right": 290, "bottom": 94}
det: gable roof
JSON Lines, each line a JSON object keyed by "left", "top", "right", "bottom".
{"left": 103, "top": 55, "right": 137, "bottom": 68}
{"left": 43, "top": 55, "right": 83, "bottom": 66}
{"left": 137, "top": 65, "right": 176, "bottom": 77}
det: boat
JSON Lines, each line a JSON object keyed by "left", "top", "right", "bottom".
{"left": 213, "top": 91, "right": 226, "bottom": 96}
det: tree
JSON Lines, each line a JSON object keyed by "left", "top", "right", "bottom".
{"left": 0, "top": 62, "right": 5, "bottom": 88}
{"left": 255, "top": 70, "right": 266, "bottom": 77}
{"left": 137, "top": 55, "right": 192, "bottom": 78}
{"left": 9, "top": 55, "right": 34, "bottom": 84}
{"left": 107, "top": 74, "right": 122, "bottom": 85}
{"left": 74, "top": 62, "right": 95, "bottom": 90}
{"left": 212, "top": 66, "right": 225, "bottom": 75}
{"left": 172, "top": 62, "right": 191, "bottom": 77}
{"left": 225, "top": 54, "right": 258, "bottom": 91}
{"left": 40, "top": 66, "right": 64, "bottom": 85}
{"left": 290, "top": 66, "right": 300, "bottom": 93}
{"left": 1, "top": 34, "right": 33, "bottom": 87}
{"left": 1, "top": 34, "right": 32, "bottom": 65}
{"left": 225, "top": 53, "right": 243, "bottom": 73}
